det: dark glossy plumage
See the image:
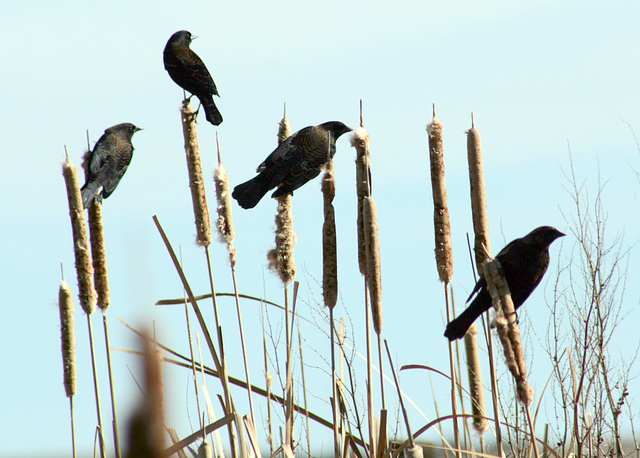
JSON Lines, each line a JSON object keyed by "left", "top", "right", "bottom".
{"left": 232, "top": 121, "right": 352, "bottom": 209}
{"left": 81, "top": 123, "right": 141, "bottom": 209}
{"left": 444, "top": 226, "right": 565, "bottom": 340}
{"left": 163, "top": 30, "right": 222, "bottom": 125}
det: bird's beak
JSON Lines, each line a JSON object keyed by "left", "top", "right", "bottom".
{"left": 134, "top": 127, "right": 143, "bottom": 133}
{"left": 191, "top": 34, "right": 199, "bottom": 40}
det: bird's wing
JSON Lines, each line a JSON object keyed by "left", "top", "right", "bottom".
{"left": 174, "top": 49, "right": 218, "bottom": 95}
{"left": 466, "top": 276, "right": 486, "bottom": 303}
{"left": 257, "top": 132, "right": 301, "bottom": 171}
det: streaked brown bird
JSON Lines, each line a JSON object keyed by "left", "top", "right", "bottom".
{"left": 444, "top": 226, "right": 565, "bottom": 340}
{"left": 81, "top": 123, "right": 141, "bottom": 209}
{"left": 232, "top": 121, "right": 352, "bottom": 209}
{"left": 163, "top": 30, "right": 222, "bottom": 125}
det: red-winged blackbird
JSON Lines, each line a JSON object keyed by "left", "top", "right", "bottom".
{"left": 232, "top": 121, "right": 352, "bottom": 209}
{"left": 444, "top": 226, "right": 565, "bottom": 340}
{"left": 163, "top": 30, "right": 222, "bottom": 126}
{"left": 81, "top": 123, "right": 141, "bottom": 209}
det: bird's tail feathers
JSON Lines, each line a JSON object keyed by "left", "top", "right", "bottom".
{"left": 201, "top": 96, "right": 223, "bottom": 126}
{"left": 444, "top": 300, "right": 487, "bottom": 340}
{"left": 232, "top": 174, "right": 272, "bottom": 209}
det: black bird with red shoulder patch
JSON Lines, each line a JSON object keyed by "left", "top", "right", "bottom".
{"left": 232, "top": 121, "right": 352, "bottom": 209}
{"left": 163, "top": 30, "right": 222, "bottom": 125}
{"left": 81, "top": 123, "right": 141, "bottom": 209}
{"left": 444, "top": 226, "right": 565, "bottom": 340}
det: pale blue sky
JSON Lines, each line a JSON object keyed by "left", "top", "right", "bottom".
{"left": 2, "top": 1, "right": 640, "bottom": 456}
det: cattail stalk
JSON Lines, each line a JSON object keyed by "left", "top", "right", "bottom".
{"left": 426, "top": 107, "right": 460, "bottom": 458}
{"left": 62, "top": 152, "right": 106, "bottom": 457}
{"left": 463, "top": 325, "right": 488, "bottom": 434}
{"left": 214, "top": 136, "right": 256, "bottom": 426}
{"left": 59, "top": 280, "right": 77, "bottom": 458}
{"left": 263, "top": 335, "right": 274, "bottom": 456}
{"left": 181, "top": 100, "right": 213, "bottom": 247}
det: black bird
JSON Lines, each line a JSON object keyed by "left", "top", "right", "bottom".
{"left": 81, "top": 123, "right": 141, "bottom": 209}
{"left": 444, "top": 226, "right": 565, "bottom": 340}
{"left": 163, "top": 30, "right": 222, "bottom": 126}
{"left": 232, "top": 121, "right": 352, "bottom": 209}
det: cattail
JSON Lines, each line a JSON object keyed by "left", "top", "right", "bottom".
{"left": 267, "top": 194, "right": 297, "bottom": 284}
{"left": 81, "top": 149, "right": 110, "bottom": 310}
{"left": 466, "top": 115, "right": 491, "bottom": 274}
{"left": 363, "top": 196, "right": 383, "bottom": 334}
{"left": 213, "top": 138, "right": 236, "bottom": 266}
{"left": 350, "top": 127, "right": 370, "bottom": 275}
{"left": 58, "top": 280, "right": 77, "bottom": 398}
{"left": 427, "top": 111, "right": 453, "bottom": 283}
{"left": 181, "top": 100, "right": 212, "bottom": 247}
{"left": 464, "top": 324, "right": 488, "bottom": 434}
{"left": 278, "top": 105, "right": 291, "bottom": 145}
{"left": 322, "top": 160, "right": 338, "bottom": 309}
{"left": 87, "top": 202, "right": 110, "bottom": 310}
{"left": 198, "top": 441, "right": 213, "bottom": 458}
{"left": 482, "top": 258, "right": 533, "bottom": 405}
{"left": 62, "top": 153, "right": 96, "bottom": 314}
{"left": 403, "top": 445, "right": 424, "bottom": 458}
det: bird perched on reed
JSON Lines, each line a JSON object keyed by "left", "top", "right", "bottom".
{"left": 81, "top": 123, "right": 141, "bottom": 209}
{"left": 232, "top": 121, "right": 352, "bottom": 209}
{"left": 163, "top": 30, "right": 222, "bottom": 126}
{"left": 444, "top": 226, "right": 565, "bottom": 340}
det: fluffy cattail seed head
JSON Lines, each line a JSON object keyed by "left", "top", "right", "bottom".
{"left": 363, "top": 196, "right": 383, "bottom": 334}
{"left": 181, "top": 100, "right": 212, "bottom": 247}
{"left": 58, "top": 280, "right": 77, "bottom": 398}
{"left": 278, "top": 105, "right": 291, "bottom": 145}
{"left": 427, "top": 113, "right": 453, "bottom": 283}
{"left": 268, "top": 194, "right": 297, "bottom": 284}
{"left": 351, "top": 127, "right": 371, "bottom": 275}
{"left": 62, "top": 153, "right": 96, "bottom": 314}
{"left": 466, "top": 116, "right": 491, "bottom": 274}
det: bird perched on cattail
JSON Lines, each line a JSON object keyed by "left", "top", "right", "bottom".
{"left": 163, "top": 30, "right": 222, "bottom": 126}
{"left": 232, "top": 121, "right": 352, "bottom": 209}
{"left": 445, "top": 226, "right": 565, "bottom": 340}
{"left": 81, "top": 123, "right": 141, "bottom": 209}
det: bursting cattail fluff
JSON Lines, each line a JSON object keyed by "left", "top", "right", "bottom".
{"left": 278, "top": 109, "right": 291, "bottom": 145}
{"left": 482, "top": 257, "right": 533, "bottom": 405}
{"left": 267, "top": 194, "right": 297, "bottom": 284}
{"left": 62, "top": 154, "right": 97, "bottom": 314}
{"left": 464, "top": 324, "right": 488, "bottom": 433}
{"left": 58, "top": 280, "right": 77, "bottom": 398}
{"left": 322, "top": 160, "right": 338, "bottom": 309}
{"left": 427, "top": 114, "right": 453, "bottom": 283}
{"left": 213, "top": 150, "right": 237, "bottom": 267}
{"left": 350, "top": 127, "right": 371, "bottom": 275}
{"left": 363, "top": 196, "right": 383, "bottom": 334}
{"left": 181, "top": 100, "right": 212, "bottom": 247}
{"left": 466, "top": 117, "right": 491, "bottom": 274}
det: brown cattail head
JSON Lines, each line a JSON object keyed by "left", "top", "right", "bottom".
{"left": 463, "top": 324, "right": 488, "bottom": 434}
{"left": 62, "top": 153, "right": 97, "bottom": 314}
{"left": 322, "top": 161, "right": 338, "bottom": 309}
{"left": 198, "top": 441, "right": 213, "bottom": 458}
{"left": 267, "top": 194, "right": 297, "bottom": 284}
{"left": 363, "top": 196, "right": 383, "bottom": 334}
{"left": 125, "top": 333, "right": 166, "bottom": 457}
{"left": 181, "top": 100, "right": 213, "bottom": 247}
{"left": 278, "top": 104, "right": 291, "bottom": 145}
{"left": 466, "top": 115, "right": 491, "bottom": 274}
{"left": 213, "top": 140, "right": 236, "bottom": 266}
{"left": 427, "top": 112, "right": 453, "bottom": 283}
{"left": 350, "top": 127, "right": 371, "bottom": 275}
{"left": 58, "top": 280, "right": 77, "bottom": 398}
{"left": 87, "top": 202, "right": 110, "bottom": 310}
{"left": 482, "top": 257, "right": 533, "bottom": 405}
